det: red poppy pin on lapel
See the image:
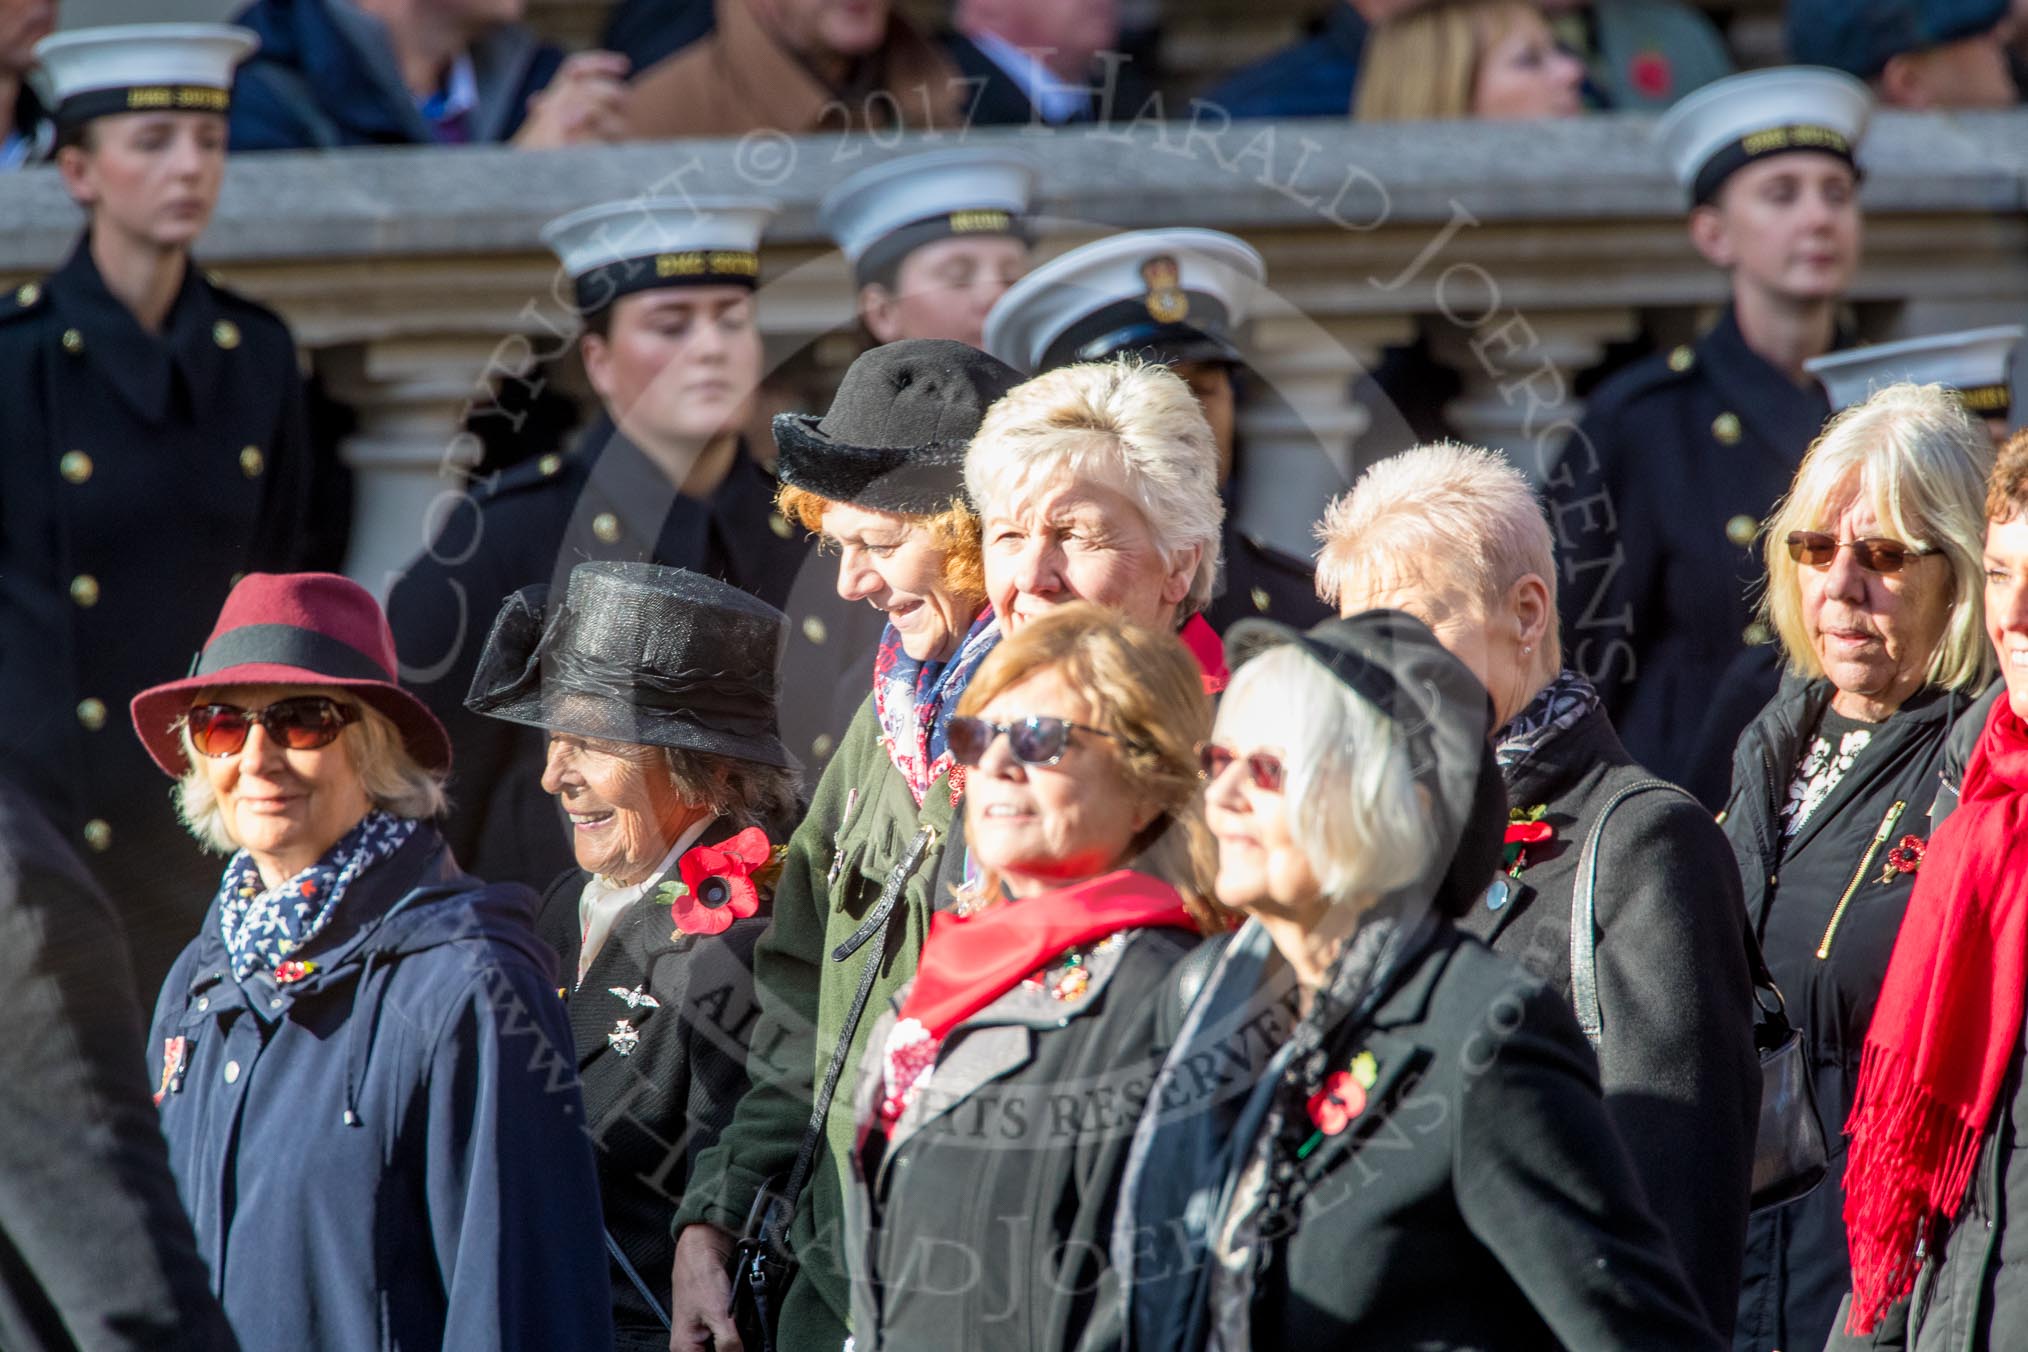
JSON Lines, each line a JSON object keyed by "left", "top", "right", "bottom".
{"left": 1503, "top": 805, "right": 1554, "bottom": 877}
{"left": 1300, "top": 1050, "right": 1380, "bottom": 1158}
{"left": 660, "top": 827, "right": 782, "bottom": 938}
{"left": 1880, "top": 834, "right": 1926, "bottom": 885}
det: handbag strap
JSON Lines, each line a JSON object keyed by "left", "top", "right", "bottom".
{"left": 765, "top": 823, "right": 938, "bottom": 1250}
{"left": 604, "top": 1228, "right": 671, "bottom": 1331}
{"left": 1570, "top": 778, "right": 1692, "bottom": 1050}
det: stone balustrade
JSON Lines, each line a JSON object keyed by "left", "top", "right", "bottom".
{"left": 3, "top": 110, "right": 2025, "bottom": 590}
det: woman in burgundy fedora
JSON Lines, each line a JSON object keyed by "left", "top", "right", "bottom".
{"left": 129, "top": 571, "right": 613, "bottom": 1352}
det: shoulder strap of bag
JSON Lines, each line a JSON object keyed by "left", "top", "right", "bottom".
{"left": 1570, "top": 777, "right": 1692, "bottom": 1050}
{"left": 764, "top": 823, "right": 938, "bottom": 1250}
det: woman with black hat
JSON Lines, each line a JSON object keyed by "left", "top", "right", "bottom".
{"left": 129, "top": 572, "right": 611, "bottom": 1352}
{"left": 0, "top": 23, "right": 320, "bottom": 1000}
{"left": 463, "top": 561, "right": 799, "bottom": 1352}
{"left": 665, "top": 338, "right": 1021, "bottom": 1352}
{"left": 1114, "top": 610, "right": 1723, "bottom": 1351}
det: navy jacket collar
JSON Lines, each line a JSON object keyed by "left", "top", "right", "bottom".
{"left": 50, "top": 236, "right": 225, "bottom": 427}
{"left": 1696, "top": 305, "right": 1836, "bottom": 468}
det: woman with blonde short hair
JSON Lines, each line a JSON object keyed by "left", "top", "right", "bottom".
{"left": 966, "top": 358, "right": 1229, "bottom": 686}
{"left": 843, "top": 602, "right": 1218, "bottom": 1350}
{"left": 1719, "top": 381, "right": 1993, "bottom": 1352}
{"left": 1313, "top": 439, "right": 1759, "bottom": 1333}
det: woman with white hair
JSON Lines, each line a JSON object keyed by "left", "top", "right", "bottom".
{"left": 1312, "top": 440, "right": 1760, "bottom": 1335}
{"left": 1716, "top": 382, "right": 1994, "bottom": 1352}
{"left": 1113, "top": 609, "right": 1722, "bottom": 1351}
{"left": 129, "top": 572, "right": 610, "bottom": 1351}
{"left": 967, "top": 358, "right": 1229, "bottom": 688}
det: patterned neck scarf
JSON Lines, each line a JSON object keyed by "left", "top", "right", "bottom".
{"left": 1493, "top": 668, "right": 1602, "bottom": 776}
{"left": 872, "top": 607, "right": 999, "bottom": 807}
{"left": 216, "top": 810, "right": 419, "bottom": 982}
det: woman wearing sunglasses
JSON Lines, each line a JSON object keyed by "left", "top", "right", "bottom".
{"left": 127, "top": 572, "right": 612, "bottom": 1352}
{"left": 1312, "top": 440, "right": 1759, "bottom": 1337}
{"left": 1718, "top": 381, "right": 1993, "bottom": 1352}
{"left": 840, "top": 602, "right": 1220, "bottom": 1351}
{"left": 1116, "top": 609, "right": 1722, "bottom": 1352}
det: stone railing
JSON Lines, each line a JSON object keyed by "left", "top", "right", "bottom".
{"left": 3, "top": 110, "right": 2025, "bottom": 590}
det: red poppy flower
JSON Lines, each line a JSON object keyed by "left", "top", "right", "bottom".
{"left": 1884, "top": 834, "right": 1927, "bottom": 879}
{"left": 1502, "top": 816, "right": 1555, "bottom": 875}
{"left": 1630, "top": 50, "right": 1673, "bottom": 99}
{"left": 668, "top": 827, "right": 772, "bottom": 937}
{"left": 274, "top": 960, "right": 317, "bottom": 984}
{"left": 1306, "top": 1069, "right": 1368, "bottom": 1137}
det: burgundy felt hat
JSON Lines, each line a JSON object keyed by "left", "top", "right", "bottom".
{"left": 129, "top": 572, "right": 451, "bottom": 778}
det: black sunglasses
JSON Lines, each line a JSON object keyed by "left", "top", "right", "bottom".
{"left": 947, "top": 714, "right": 1125, "bottom": 768}
{"left": 1197, "top": 742, "right": 1286, "bottom": 792}
{"left": 186, "top": 696, "right": 359, "bottom": 757}
{"left": 1785, "top": 531, "right": 1934, "bottom": 575}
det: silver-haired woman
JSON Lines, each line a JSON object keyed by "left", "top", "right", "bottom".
{"left": 1718, "top": 382, "right": 1994, "bottom": 1352}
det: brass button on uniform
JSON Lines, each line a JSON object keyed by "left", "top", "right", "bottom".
{"left": 82, "top": 819, "right": 112, "bottom": 853}
{"left": 1712, "top": 412, "right": 1742, "bottom": 445}
{"left": 239, "top": 445, "right": 264, "bottom": 478}
{"left": 537, "top": 453, "right": 563, "bottom": 477}
{"left": 61, "top": 328, "right": 83, "bottom": 355}
{"left": 769, "top": 512, "right": 793, "bottom": 539}
{"left": 59, "top": 451, "right": 93, "bottom": 484}
{"left": 76, "top": 698, "right": 107, "bottom": 732}
{"left": 1725, "top": 514, "right": 1758, "bottom": 548}
{"left": 1667, "top": 344, "right": 1695, "bottom": 373}
{"left": 1743, "top": 621, "right": 1773, "bottom": 646}
{"left": 591, "top": 512, "right": 621, "bottom": 544}
{"left": 1250, "top": 586, "right": 1272, "bottom": 614}
{"left": 14, "top": 282, "right": 39, "bottom": 307}
{"left": 69, "top": 574, "right": 100, "bottom": 608}
{"left": 802, "top": 616, "right": 828, "bottom": 645}
{"left": 212, "top": 320, "right": 240, "bottom": 350}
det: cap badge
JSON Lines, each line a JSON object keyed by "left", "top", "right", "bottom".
{"left": 1141, "top": 255, "right": 1189, "bottom": 325}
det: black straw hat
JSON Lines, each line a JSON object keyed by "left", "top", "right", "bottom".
{"left": 464, "top": 562, "right": 796, "bottom": 770}
{"left": 772, "top": 339, "right": 1024, "bottom": 515}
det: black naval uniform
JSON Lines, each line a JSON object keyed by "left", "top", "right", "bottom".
{"left": 0, "top": 238, "right": 315, "bottom": 1001}
{"left": 1204, "top": 512, "right": 1332, "bottom": 633}
{"left": 1549, "top": 307, "right": 1834, "bottom": 803}
{"left": 387, "top": 416, "right": 815, "bottom": 891}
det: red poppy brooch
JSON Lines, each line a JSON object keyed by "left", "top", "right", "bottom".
{"left": 1299, "top": 1050, "right": 1380, "bottom": 1159}
{"left": 659, "top": 827, "right": 784, "bottom": 938}
{"left": 1503, "top": 805, "right": 1555, "bottom": 877}
{"left": 1879, "top": 834, "right": 1926, "bottom": 885}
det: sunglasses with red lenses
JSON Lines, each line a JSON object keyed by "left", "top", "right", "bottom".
{"left": 1197, "top": 743, "right": 1286, "bottom": 792}
{"left": 947, "top": 714, "right": 1123, "bottom": 768}
{"left": 1784, "top": 531, "right": 1933, "bottom": 575}
{"left": 185, "top": 696, "right": 360, "bottom": 758}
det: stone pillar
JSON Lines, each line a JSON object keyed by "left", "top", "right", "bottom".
{"left": 319, "top": 337, "right": 510, "bottom": 599}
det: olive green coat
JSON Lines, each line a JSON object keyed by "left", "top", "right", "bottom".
{"left": 672, "top": 694, "right": 960, "bottom": 1347}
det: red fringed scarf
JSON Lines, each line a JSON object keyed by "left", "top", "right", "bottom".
{"left": 1844, "top": 695, "right": 2028, "bottom": 1334}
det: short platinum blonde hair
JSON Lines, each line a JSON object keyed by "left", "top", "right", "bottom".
{"left": 1762, "top": 382, "right": 1994, "bottom": 693}
{"left": 176, "top": 691, "right": 447, "bottom": 854}
{"left": 964, "top": 358, "right": 1225, "bottom": 615}
{"left": 1215, "top": 644, "right": 1429, "bottom": 909}
{"left": 1314, "top": 441, "right": 1560, "bottom": 665}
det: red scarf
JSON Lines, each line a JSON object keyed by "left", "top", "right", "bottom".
{"left": 1180, "top": 614, "right": 1229, "bottom": 695}
{"left": 1844, "top": 695, "right": 2028, "bottom": 1333}
{"left": 899, "top": 870, "right": 1198, "bottom": 1041}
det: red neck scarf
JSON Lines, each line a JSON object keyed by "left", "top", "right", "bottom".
{"left": 1180, "top": 614, "right": 1229, "bottom": 695}
{"left": 899, "top": 870, "right": 1197, "bottom": 1041}
{"left": 1844, "top": 695, "right": 2028, "bottom": 1334}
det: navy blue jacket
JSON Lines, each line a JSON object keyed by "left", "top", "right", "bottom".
{"left": 1199, "top": 4, "right": 1366, "bottom": 119}
{"left": 147, "top": 826, "right": 614, "bottom": 1352}
{"left": 229, "top": 0, "right": 563, "bottom": 150}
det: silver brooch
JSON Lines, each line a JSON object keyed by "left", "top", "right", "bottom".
{"left": 607, "top": 1020, "right": 640, "bottom": 1056}
{"left": 609, "top": 985, "right": 661, "bottom": 1009}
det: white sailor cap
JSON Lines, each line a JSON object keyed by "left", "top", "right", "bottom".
{"left": 982, "top": 228, "right": 1266, "bottom": 374}
{"left": 819, "top": 149, "right": 1036, "bottom": 286}
{"left": 540, "top": 198, "right": 778, "bottom": 313}
{"left": 1654, "top": 66, "right": 1873, "bottom": 205}
{"left": 1807, "top": 325, "right": 2024, "bottom": 418}
{"left": 34, "top": 23, "right": 257, "bottom": 128}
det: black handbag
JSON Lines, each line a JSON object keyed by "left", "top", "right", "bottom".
{"left": 726, "top": 825, "right": 936, "bottom": 1352}
{"left": 1569, "top": 779, "right": 1828, "bottom": 1215}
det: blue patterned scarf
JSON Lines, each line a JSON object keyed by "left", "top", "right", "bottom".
{"left": 872, "top": 608, "right": 999, "bottom": 807}
{"left": 216, "top": 810, "right": 419, "bottom": 982}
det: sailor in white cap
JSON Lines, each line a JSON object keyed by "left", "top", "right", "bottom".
{"left": 1809, "top": 324, "right": 2024, "bottom": 446}
{"left": 984, "top": 227, "right": 1332, "bottom": 632}
{"left": 0, "top": 22, "right": 325, "bottom": 994}
{"left": 820, "top": 147, "right": 1035, "bottom": 349}
{"left": 389, "top": 198, "right": 816, "bottom": 892}
{"left": 1547, "top": 66, "right": 1875, "bottom": 806}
